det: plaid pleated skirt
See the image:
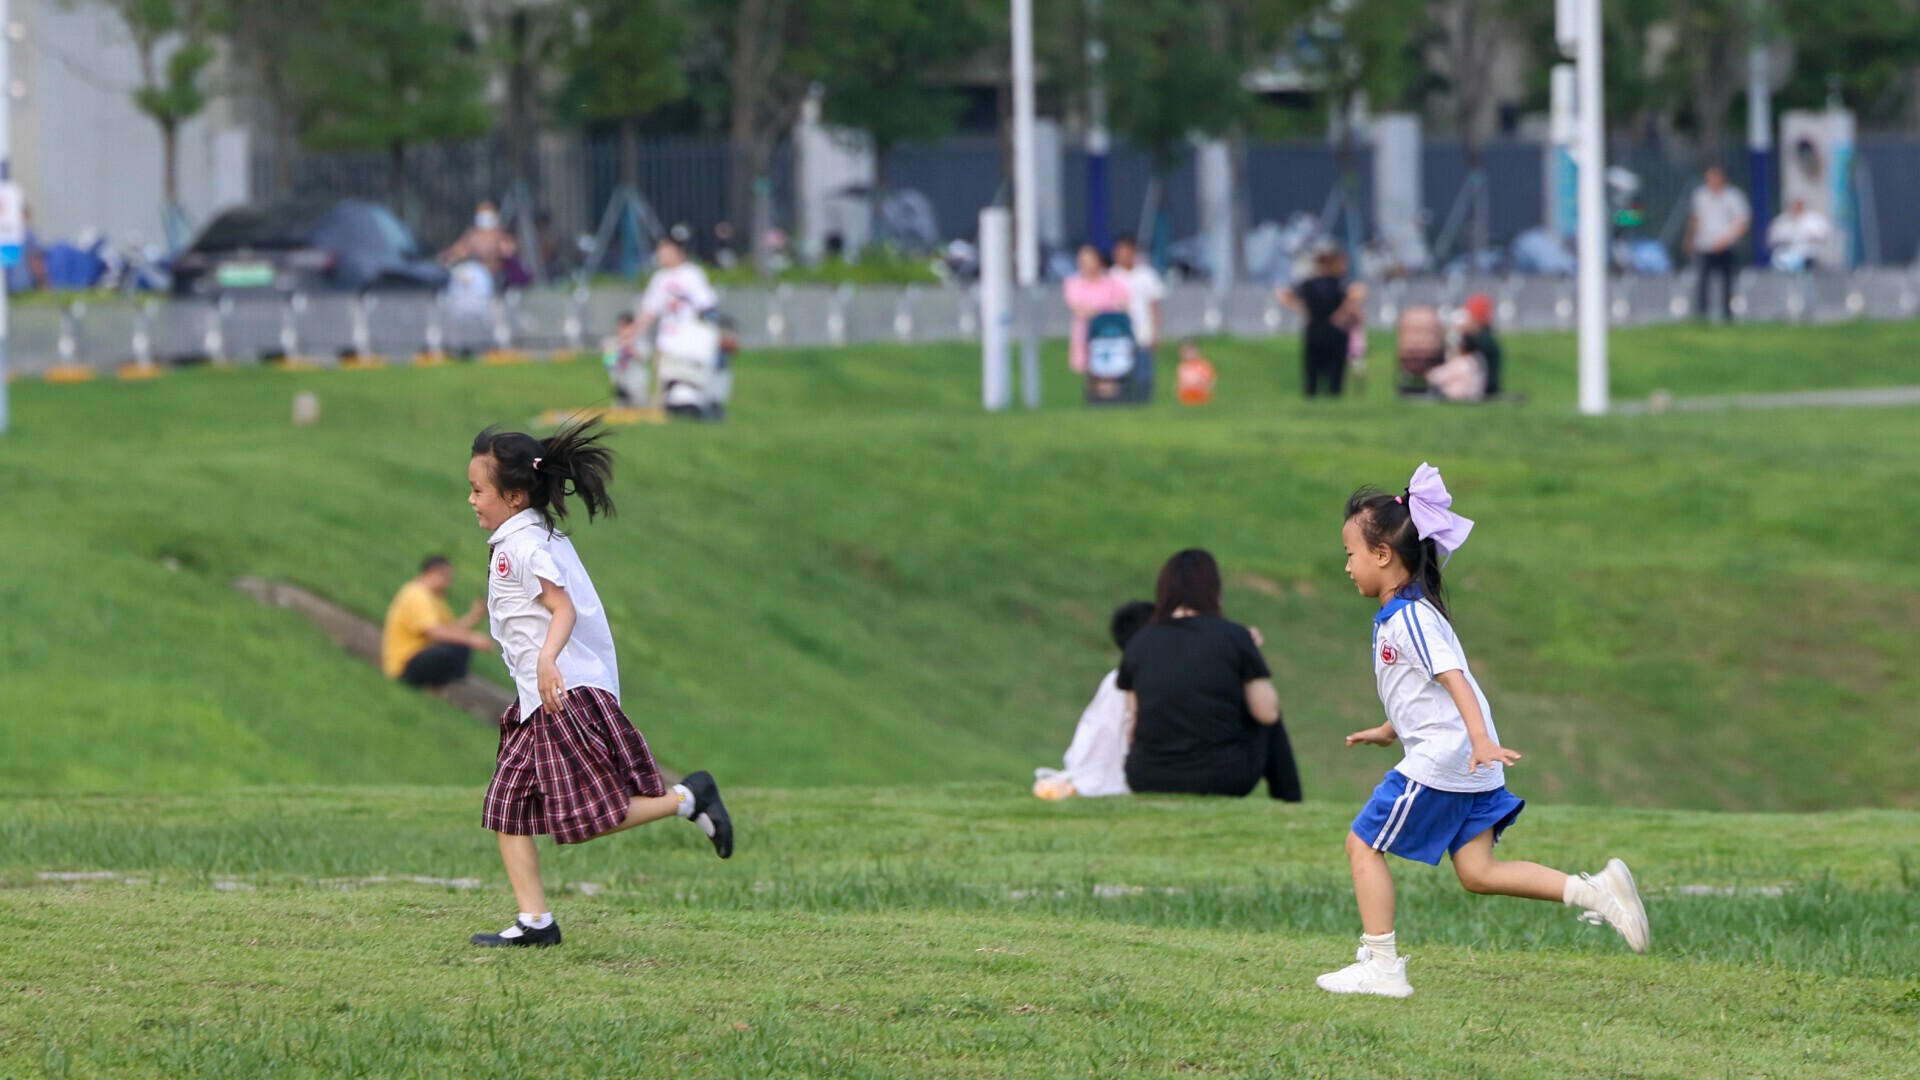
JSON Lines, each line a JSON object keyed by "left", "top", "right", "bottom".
{"left": 482, "top": 686, "right": 668, "bottom": 844}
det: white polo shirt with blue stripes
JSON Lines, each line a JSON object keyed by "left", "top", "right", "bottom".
{"left": 1372, "top": 587, "right": 1503, "bottom": 793}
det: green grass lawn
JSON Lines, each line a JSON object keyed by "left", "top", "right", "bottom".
{"left": 4, "top": 321, "right": 1919, "bottom": 808}
{"left": 3, "top": 788, "right": 1917, "bottom": 1077}
{"left": 6, "top": 322, "right": 1920, "bottom": 1074}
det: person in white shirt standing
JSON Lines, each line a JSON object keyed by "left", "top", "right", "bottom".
{"left": 1686, "top": 166, "right": 1751, "bottom": 323}
{"left": 635, "top": 231, "right": 719, "bottom": 345}
{"left": 1316, "top": 464, "right": 1648, "bottom": 999}
{"left": 1112, "top": 234, "right": 1166, "bottom": 404}
{"left": 465, "top": 417, "right": 734, "bottom": 949}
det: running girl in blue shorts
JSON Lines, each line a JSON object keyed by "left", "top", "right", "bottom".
{"left": 465, "top": 417, "right": 733, "bottom": 948}
{"left": 1318, "top": 463, "right": 1648, "bottom": 998}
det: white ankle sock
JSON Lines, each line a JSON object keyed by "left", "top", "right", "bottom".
{"left": 1563, "top": 874, "right": 1605, "bottom": 910}
{"left": 672, "top": 784, "right": 696, "bottom": 819}
{"left": 520, "top": 912, "right": 553, "bottom": 930}
{"left": 1361, "top": 931, "right": 1397, "bottom": 963}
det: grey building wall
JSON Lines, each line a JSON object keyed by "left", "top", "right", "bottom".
{"left": 10, "top": 0, "right": 248, "bottom": 244}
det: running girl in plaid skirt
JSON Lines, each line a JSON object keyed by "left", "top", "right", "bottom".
{"left": 465, "top": 417, "right": 733, "bottom": 948}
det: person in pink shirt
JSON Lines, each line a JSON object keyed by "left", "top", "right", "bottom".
{"left": 1063, "top": 244, "right": 1131, "bottom": 374}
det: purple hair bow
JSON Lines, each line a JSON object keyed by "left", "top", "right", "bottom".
{"left": 1406, "top": 462, "right": 1473, "bottom": 564}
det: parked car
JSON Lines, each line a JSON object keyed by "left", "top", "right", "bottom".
{"left": 170, "top": 199, "right": 449, "bottom": 297}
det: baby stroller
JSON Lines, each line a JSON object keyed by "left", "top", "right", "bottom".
{"left": 1394, "top": 304, "right": 1445, "bottom": 397}
{"left": 655, "top": 313, "right": 736, "bottom": 421}
{"left": 1084, "top": 311, "right": 1138, "bottom": 405}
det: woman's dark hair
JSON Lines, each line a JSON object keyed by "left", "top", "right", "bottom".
{"left": 1109, "top": 600, "right": 1155, "bottom": 651}
{"left": 472, "top": 416, "right": 616, "bottom": 531}
{"left": 420, "top": 554, "right": 451, "bottom": 573}
{"left": 1078, "top": 243, "right": 1112, "bottom": 270}
{"left": 1152, "top": 549, "right": 1223, "bottom": 623}
{"left": 1345, "top": 486, "right": 1449, "bottom": 619}
{"left": 1313, "top": 246, "right": 1348, "bottom": 276}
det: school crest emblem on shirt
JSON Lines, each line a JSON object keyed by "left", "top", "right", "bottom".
{"left": 1379, "top": 643, "right": 1398, "bottom": 665}
{"left": 495, "top": 551, "right": 512, "bottom": 578}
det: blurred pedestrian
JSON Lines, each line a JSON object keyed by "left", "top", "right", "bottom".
{"left": 1063, "top": 244, "right": 1130, "bottom": 375}
{"left": 1280, "top": 247, "right": 1367, "bottom": 398}
{"left": 1456, "top": 293, "right": 1504, "bottom": 399}
{"left": 1766, "top": 197, "right": 1832, "bottom": 273}
{"left": 440, "top": 199, "right": 519, "bottom": 285}
{"left": 1112, "top": 234, "right": 1165, "bottom": 402}
{"left": 1685, "top": 166, "right": 1750, "bottom": 322}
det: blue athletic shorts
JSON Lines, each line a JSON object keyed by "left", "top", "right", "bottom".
{"left": 1349, "top": 769, "right": 1526, "bottom": 866}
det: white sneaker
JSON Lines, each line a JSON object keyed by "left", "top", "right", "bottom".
{"left": 1315, "top": 944, "right": 1414, "bottom": 998}
{"left": 1576, "top": 857, "right": 1650, "bottom": 953}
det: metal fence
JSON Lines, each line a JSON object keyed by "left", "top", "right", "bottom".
{"left": 255, "top": 135, "right": 798, "bottom": 258}
{"left": 13, "top": 269, "right": 1920, "bottom": 377}
{"left": 255, "top": 131, "right": 1920, "bottom": 269}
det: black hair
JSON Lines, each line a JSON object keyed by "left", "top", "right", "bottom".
{"left": 471, "top": 416, "right": 616, "bottom": 532}
{"left": 1078, "top": 243, "right": 1112, "bottom": 270}
{"left": 420, "top": 554, "right": 451, "bottom": 574}
{"left": 1109, "top": 599, "right": 1155, "bottom": 651}
{"left": 616, "top": 311, "right": 636, "bottom": 326}
{"left": 1344, "top": 486, "right": 1449, "bottom": 620}
{"left": 1113, "top": 233, "right": 1138, "bottom": 249}
{"left": 1152, "top": 549, "right": 1223, "bottom": 623}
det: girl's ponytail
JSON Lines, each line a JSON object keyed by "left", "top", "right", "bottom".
{"left": 472, "top": 416, "right": 617, "bottom": 531}
{"left": 1343, "top": 486, "right": 1451, "bottom": 620}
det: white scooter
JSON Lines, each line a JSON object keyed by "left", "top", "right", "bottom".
{"left": 656, "top": 315, "right": 733, "bottom": 421}
{"left": 608, "top": 313, "right": 735, "bottom": 421}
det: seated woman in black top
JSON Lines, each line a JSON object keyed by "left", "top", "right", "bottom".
{"left": 1118, "top": 549, "right": 1302, "bottom": 801}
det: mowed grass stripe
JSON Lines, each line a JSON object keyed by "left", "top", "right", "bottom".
{"left": 3, "top": 788, "right": 1917, "bottom": 981}
{"left": 5, "top": 803, "right": 1919, "bottom": 1076}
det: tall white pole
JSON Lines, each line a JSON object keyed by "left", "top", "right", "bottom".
{"left": 0, "top": 0, "right": 11, "bottom": 436}
{"left": 1011, "top": 0, "right": 1038, "bottom": 287}
{"left": 1746, "top": 5, "right": 1774, "bottom": 267}
{"left": 979, "top": 208, "right": 1011, "bottom": 411}
{"left": 1010, "top": 0, "right": 1042, "bottom": 408}
{"left": 1575, "top": 0, "right": 1608, "bottom": 416}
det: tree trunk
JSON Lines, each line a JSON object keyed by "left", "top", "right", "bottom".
{"left": 162, "top": 122, "right": 180, "bottom": 205}
{"left": 273, "top": 114, "right": 295, "bottom": 198}
{"left": 729, "top": 0, "right": 768, "bottom": 247}
{"left": 391, "top": 141, "right": 408, "bottom": 219}
{"left": 506, "top": 10, "right": 538, "bottom": 191}
{"left": 619, "top": 117, "right": 640, "bottom": 191}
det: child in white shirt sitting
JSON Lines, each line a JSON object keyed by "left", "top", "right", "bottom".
{"left": 1034, "top": 601, "right": 1155, "bottom": 799}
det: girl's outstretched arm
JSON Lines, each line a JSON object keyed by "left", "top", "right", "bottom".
{"left": 1437, "top": 669, "right": 1522, "bottom": 772}
{"left": 535, "top": 576, "right": 577, "bottom": 714}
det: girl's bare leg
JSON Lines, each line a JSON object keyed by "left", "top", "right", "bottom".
{"left": 1344, "top": 830, "right": 1397, "bottom": 935}
{"left": 597, "top": 793, "right": 682, "bottom": 836}
{"left": 1449, "top": 830, "right": 1568, "bottom": 900}
{"left": 497, "top": 832, "right": 549, "bottom": 914}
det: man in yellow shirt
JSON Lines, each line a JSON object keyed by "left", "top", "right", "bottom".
{"left": 382, "top": 555, "right": 494, "bottom": 688}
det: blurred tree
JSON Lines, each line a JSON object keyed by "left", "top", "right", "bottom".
{"left": 1669, "top": 0, "right": 1750, "bottom": 163}
{"left": 793, "top": 0, "right": 990, "bottom": 251}
{"left": 557, "top": 0, "right": 689, "bottom": 189}
{"left": 1098, "top": 0, "right": 1247, "bottom": 169}
{"left": 1777, "top": 0, "right": 1920, "bottom": 125}
{"left": 222, "top": 3, "right": 319, "bottom": 197}
{"left": 95, "top": 0, "right": 217, "bottom": 205}
{"left": 286, "top": 0, "right": 492, "bottom": 212}
{"left": 453, "top": 0, "right": 570, "bottom": 191}
{"left": 799, "top": 0, "right": 989, "bottom": 177}
{"left": 704, "top": 0, "right": 809, "bottom": 252}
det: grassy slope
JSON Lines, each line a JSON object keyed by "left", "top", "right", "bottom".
{"left": 2, "top": 789, "right": 1917, "bottom": 1077}
{"left": 4, "top": 321, "right": 1919, "bottom": 808}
